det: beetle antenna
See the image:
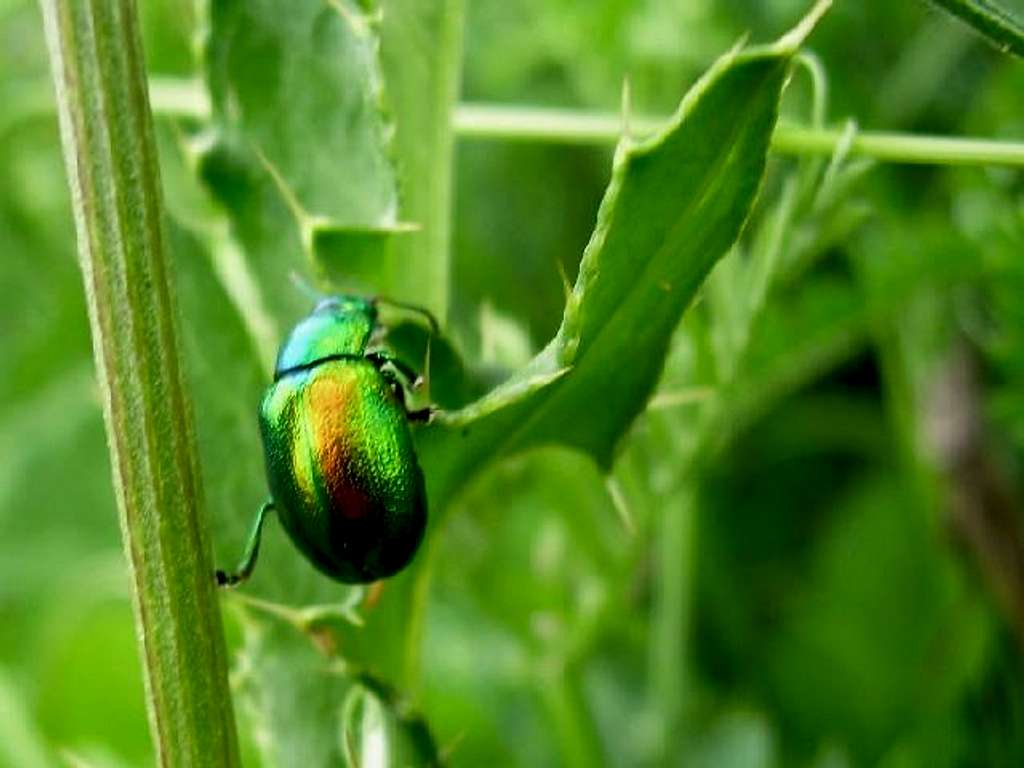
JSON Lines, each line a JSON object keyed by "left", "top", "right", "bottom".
{"left": 289, "top": 271, "right": 326, "bottom": 303}
{"left": 373, "top": 296, "right": 440, "bottom": 337}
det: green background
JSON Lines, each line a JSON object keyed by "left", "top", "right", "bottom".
{"left": 3, "top": 0, "right": 1024, "bottom": 765}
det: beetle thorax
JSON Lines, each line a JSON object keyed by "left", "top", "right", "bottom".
{"left": 273, "top": 296, "right": 378, "bottom": 378}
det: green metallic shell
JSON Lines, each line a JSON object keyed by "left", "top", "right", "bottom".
{"left": 259, "top": 357, "right": 426, "bottom": 583}
{"left": 274, "top": 296, "right": 377, "bottom": 376}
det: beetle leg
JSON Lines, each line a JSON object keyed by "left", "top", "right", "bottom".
{"left": 379, "top": 367, "right": 405, "bottom": 402}
{"left": 406, "top": 406, "right": 434, "bottom": 423}
{"left": 379, "top": 366, "right": 435, "bottom": 423}
{"left": 366, "top": 350, "right": 422, "bottom": 388}
{"left": 215, "top": 500, "right": 275, "bottom": 588}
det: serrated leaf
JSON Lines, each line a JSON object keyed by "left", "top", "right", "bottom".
{"left": 197, "top": 0, "right": 404, "bottom": 307}
{"left": 205, "top": 0, "right": 397, "bottom": 224}
{"left": 235, "top": 621, "right": 353, "bottom": 767}
{"left": 417, "top": 29, "right": 817, "bottom": 509}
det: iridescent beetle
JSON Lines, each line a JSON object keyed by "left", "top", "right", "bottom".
{"left": 216, "top": 295, "right": 434, "bottom": 586}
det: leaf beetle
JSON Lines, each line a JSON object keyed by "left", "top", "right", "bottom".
{"left": 216, "top": 294, "right": 435, "bottom": 587}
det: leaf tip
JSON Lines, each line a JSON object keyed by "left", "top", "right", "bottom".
{"left": 775, "top": 0, "right": 833, "bottom": 54}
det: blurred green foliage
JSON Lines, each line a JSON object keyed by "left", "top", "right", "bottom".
{"left": 3, "top": 0, "right": 1024, "bottom": 766}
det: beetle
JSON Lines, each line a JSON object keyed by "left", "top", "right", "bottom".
{"left": 215, "top": 294, "right": 434, "bottom": 587}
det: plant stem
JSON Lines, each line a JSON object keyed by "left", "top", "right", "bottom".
{"left": 926, "top": 0, "right": 1024, "bottom": 58}
{"left": 39, "top": 1, "right": 239, "bottom": 765}
{"left": 379, "top": 0, "right": 466, "bottom": 317}
{"left": 454, "top": 103, "right": 1024, "bottom": 167}
{"left": 11, "top": 77, "right": 1024, "bottom": 169}
{"left": 772, "top": 122, "right": 1024, "bottom": 167}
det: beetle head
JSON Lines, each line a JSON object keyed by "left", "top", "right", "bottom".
{"left": 274, "top": 295, "right": 378, "bottom": 378}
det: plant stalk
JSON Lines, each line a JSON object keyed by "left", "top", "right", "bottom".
{"left": 926, "top": 0, "right": 1024, "bottom": 58}
{"left": 379, "top": 0, "right": 466, "bottom": 318}
{"left": 453, "top": 103, "right": 1024, "bottom": 167}
{"left": 39, "top": 1, "right": 240, "bottom": 764}
{"left": 10, "top": 78, "right": 1024, "bottom": 169}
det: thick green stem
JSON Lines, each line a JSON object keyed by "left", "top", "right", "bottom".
{"left": 39, "top": 1, "right": 239, "bottom": 765}
{"left": 379, "top": 0, "right": 466, "bottom": 318}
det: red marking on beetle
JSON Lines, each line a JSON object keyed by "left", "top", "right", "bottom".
{"left": 332, "top": 480, "right": 374, "bottom": 519}
{"left": 315, "top": 441, "right": 372, "bottom": 518}
{"left": 306, "top": 370, "right": 376, "bottom": 519}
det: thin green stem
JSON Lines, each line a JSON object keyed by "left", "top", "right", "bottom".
{"left": 0, "top": 76, "right": 208, "bottom": 138}
{"left": 455, "top": 103, "right": 655, "bottom": 144}
{"left": 39, "top": 1, "right": 239, "bottom": 765}
{"left": 11, "top": 78, "right": 1024, "bottom": 169}
{"left": 773, "top": 123, "right": 1024, "bottom": 167}
{"left": 454, "top": 103, "right": 1024, "bottom": 167}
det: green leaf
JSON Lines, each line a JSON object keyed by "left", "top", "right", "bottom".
{"left": 227, "top": 617, "right": 439, "bottom": 767}
{"left": 234, "top": 621, "right": 352, "bottom": 767}
{"left": 926, "top": 0, "right": 1024, "bottom": 58}
{"left": 340, "top": 679, "right": 440, "bottom": 767}
{"left": 418, "top": 19, "right": 825, "bottom": 510}
{"left": 197, "top": 0, "right": 405, "bottom": 307}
